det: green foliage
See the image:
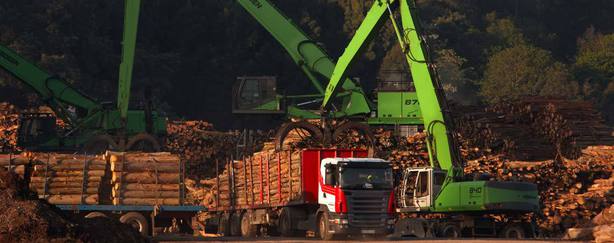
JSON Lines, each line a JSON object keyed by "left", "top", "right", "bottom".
{"left": 574, "top": 28, "right": 614, "bottom": 123}
{"left": 481, "top": 44, "right": 577, "bottom": 103}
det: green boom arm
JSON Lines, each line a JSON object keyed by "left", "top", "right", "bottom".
{"left": 237, "top": 0, "right": 370, "bottom": 117}
{"left": 323, "top": 0, "right": 461, "bottom": 174}
{"left": 0, "top": 44, "right": 100, "bottom": 126}
{"left": 117, "top": 0, "right": 141, "bottom": 121}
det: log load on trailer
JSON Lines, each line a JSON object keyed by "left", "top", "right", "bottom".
{"left": 201, "top": 149, "right": 395, "bottom": 240}
{"left": 2, "top": 152, "right": 205, "bottom": 236}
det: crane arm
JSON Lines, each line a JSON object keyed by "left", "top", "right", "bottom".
{"left": 117, "top": 0, "right": 141, "bottom": 121}
{"left": 237, "top": 0, "right": 370, "bottom": 116}
{"left": 322, "top": 0, "right": 462, "bottom": 174}
{"left": 0, "top": 44, "right": 100, "bottom": 125}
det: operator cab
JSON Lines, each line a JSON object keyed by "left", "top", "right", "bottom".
{"left": 232, "top": 76, "right": 283, "bottom": 114}
{"left": 17, "top": 113, "right": 57, "bottom": 150}
{"left": 399, "top": 167, "right": 447, "bottom": 212}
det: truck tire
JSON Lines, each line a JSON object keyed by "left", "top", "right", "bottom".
{"left": 318, "top": 213, "right": 334, "bottom": 240}
{"left": 500, "top": 224, "right": 525, "bottom": 239}
{"left": 84, "top": 212, "right": 107, "bottom": 219}
{"left": 126, "top": 133, "right": 161, "bottom": 152}
{"left": 439, "top": 223, "right": 461, "bottom": 238}
{"left": 279, "top": 208, "right": 294, "bottom": 237}
{"left": 217, "top": 213, "right": 231, "bottom": 236}
{"left": 240, "top": 211, "right": 257, "bottom": 238}
{"left": 119, "top": 212, "right": 149, "bottom": 236}
{"left": 229, "top": 213, "right": 242, "bottom": 236}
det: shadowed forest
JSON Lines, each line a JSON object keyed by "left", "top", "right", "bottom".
{"left": 1, "top": 0, "right": 612, "bottom": 128}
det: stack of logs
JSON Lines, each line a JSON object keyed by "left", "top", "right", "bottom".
{"left": 186, "top": 148, "right": 302, "bottom": 209}
{"left": 0, "top": 102, "right": 19, "bottom": 152}
{"left": 462, "top": 145, "right": 614, "bottom": 236}
{"left": 165, "top": 120, "right": 237, "bottom": 180}
{"left": 29, "top": 154, "right": 107, "bottom": 205}
{"left": 107, "top": 152, "right": 183, "bottom": 206}
{"left": 486, "top": 97, "right": 614, "bottom": 159}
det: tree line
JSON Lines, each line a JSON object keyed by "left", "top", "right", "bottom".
{"left": 0, "top": 0, "right": 612, "bottom": 127}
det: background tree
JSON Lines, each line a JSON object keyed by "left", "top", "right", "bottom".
{"left": 481, "top": 44, "right": 578, "bottom": 102}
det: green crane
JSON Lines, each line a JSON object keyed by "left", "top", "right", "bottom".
{"left": 0, "top": 0, "right": 165, "bottom": 153}
{"left": 233, "top": 0, "right": 422, "bottom": 142}
{"left": 318, "top": 0, "right": 539, "bottom": 237}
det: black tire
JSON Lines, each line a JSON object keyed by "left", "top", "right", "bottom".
{"left": 500, "top": 224, "right": 525, "bottom": 239}
{"left": 439, "top": 223, "right": 461, "bottom": 238}
{"left": 84, "top": 212, "right": 107, "bottom": 219}
{"left": 217, "top": 213, "right": 231, "bottom": 236}
{"left": 279, "top": 208, "right": 294, "bottom": 237}
{"left": 229, "top": 213, "right": 242, "bottom": 236}
{"left": 126, "top": 133, "right": 161, "bottom": 152}
{"left": 240, "top": 211, "right": 257, "bottom": 238}
{"left": 119, "top": 212, "right": 149, "bottom": 236}
{"left": 318, "top": 213, "right": 334, "bottom": 241}
{"left": 81, "top": 135, "right": 118, "bottom": 154}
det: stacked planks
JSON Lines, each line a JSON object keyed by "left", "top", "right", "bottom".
{"left": 165, "top": 120, "right": 238, "bottom": 180}
{"left": 29, "top": 154, "right": 107, "bottom": 205}
{"left": 107, "top": 152, "right": 183, "bottom": 206}
{"left": 187, "top": 149, "right": 302, "bottom": 209}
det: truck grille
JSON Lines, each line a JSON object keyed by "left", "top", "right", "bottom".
{"left": 344, "top": 190, "right": 389, "bottom": 228}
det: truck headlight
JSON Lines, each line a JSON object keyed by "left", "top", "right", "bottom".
{"left": 334, "top": 219, "right": 349, "bottom": 225}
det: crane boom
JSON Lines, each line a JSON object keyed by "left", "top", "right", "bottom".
{"left": 0, "top": 44, "right": 99, "bottom": 126}
{"left": 117, "top": 0, "right": 141, "bottom": 121}
{"left": 237, "top": 0, "right": 370, "bottom": 116}
{"left": 322, "top": 0, "right": 459, "bottom": 173}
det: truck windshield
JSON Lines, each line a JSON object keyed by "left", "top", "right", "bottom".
{"left": 339, "top": 167, "right": 393, "bottom": 190}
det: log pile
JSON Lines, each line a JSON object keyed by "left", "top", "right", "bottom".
{"left": 186, "top": 149, "right": 302, "bottom": 209}
{"left": 487, "top": 97, "right": 614, "bottom": 158}
{"left": 454, "top": 106, "right": 556, "bottom": 160}
{"left": 106, "top": 152, "right": 183, "bottom": 206}
{"left": 462, "top": 145, "right": 614, "bottom": 236}
{"left": 28, "top": 154, "right": 107, "bottom": 205}
{"left": 165, "top": 120, "right": 237, "bottom": 180}
{"left": 0, "top": 102, "right": 20, "bottom": 152}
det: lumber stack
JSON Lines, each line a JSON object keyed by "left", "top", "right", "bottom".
{"left": 488, "top": 97, "right": 614, "bottom": 158}
{"left": 106, "top": 152, "right": 183, "bottom": 206}
{"left": 29, "top": 154, "right": 107, "bottom": 205}
{"left": 454, "top": 106, "right": 556, "bottom": 161}
{"left": 186, "top": 149, "right": 302, "bottom": 209}
{"left": 0, "top": 102, "right": 20, "bottom": 152}
{"left": 462, "top": 145, "right": 614, "bottom": 236}
{"left": 165, "top": 120, "right": 237, "bottom": 179}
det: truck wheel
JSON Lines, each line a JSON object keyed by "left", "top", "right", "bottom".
{"left": 217, "top": 213, "right": 231, "bottom": 236}
{"left": 126, "top": 133, "right": 161, "bottom": 152}
{"left": 84, "top": 212, "right": 107, "bottom": 219}
{"left": 318, "top": 213, "right": 334, "bottom": 240}
{"left": 119, "top": 212, "right": 149, "bottom": 236}
{"left": 440, "top": 223, "right": 461, "bottom": 238}
{"left": 500, "top": 224, "right": 525, "bottom": 239}
{"left": 81, "top": 135, "right": 117, "bottom": 154}
{"left": 230, "top": 213, "right": 242, "bottom": 236}
{"left": 279, "top": 208, "right": 294, "bottom": 237}
{"left": 240, "top": 212, "right": 257, "bottom": 238}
